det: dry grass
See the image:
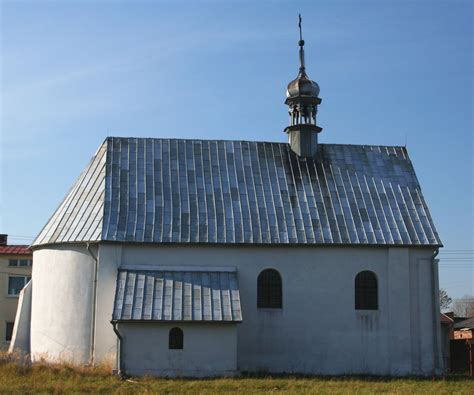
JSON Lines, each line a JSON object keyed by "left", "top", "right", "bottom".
{"left": 0, "top": 352, "right": 472, "bottom": 394}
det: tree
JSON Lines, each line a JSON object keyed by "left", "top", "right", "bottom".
{"left": 452, "top": 295, "right": 474, "bottom": 317}
{"left": 439, "top": 289, "right": 452, "bottom": 311}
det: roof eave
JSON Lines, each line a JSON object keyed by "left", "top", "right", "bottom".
{"left": 110, "top": 319, "right": 242, "bottom": 324}
{"left": 30, "top": 239, "right": 443, "bottom": 250}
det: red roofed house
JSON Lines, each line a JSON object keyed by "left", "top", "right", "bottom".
{"left": 0, "top": 234, "right": 32, "bottom": 350}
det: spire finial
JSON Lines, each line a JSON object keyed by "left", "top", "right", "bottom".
{"left": 298, "top": 14, "right": 306, "bottom": 72}
{"left": 298, "top": 14, "right": 303, "bottom": 44}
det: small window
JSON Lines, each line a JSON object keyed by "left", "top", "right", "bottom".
{"left": 8, "top": 276, "right": 29, "bottom": 296}
{"left": 169, "top": 327, "right": 183, "bottom": 349}
{"left": 355, "top": 271, "right": 378, "bottom": 310}
{"left": 257, "top": 269, "right": 282, "bottom": 309}
{"left": 19, "top": 259, "right": 32, "bottom": 267}
{"left": 5, "top": 322, "right": 14, "bottom": 342}
{"left": 8, "top": 260, "right": 18, "bottom": 267}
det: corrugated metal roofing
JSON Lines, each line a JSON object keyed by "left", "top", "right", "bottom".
{"left": 112, "top": 268, "right": 242, "bottom": 322}
{"left": 33, "top": 141, "right": 106, "bottom": 246}
{"left": 32, "top": 137, "right": 442, "bottom": 247}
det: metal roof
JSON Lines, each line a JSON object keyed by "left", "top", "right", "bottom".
{"left": 32, "top": 137, "right": 441, "bottom": 247}
{"left": 33, "top": 141, "right": 107, "bottom": 246}
{"left": 112, "top": 268, "right": 242, "bottom": 322}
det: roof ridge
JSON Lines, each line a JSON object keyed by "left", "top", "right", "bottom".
{"left": 105, "top": 136, "right": 406, "bottom": 150}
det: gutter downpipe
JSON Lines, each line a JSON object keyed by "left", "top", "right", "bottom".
{"left": 431, "top": 247, "right": 442, "bottom": 375}
{"left": 111, "top": 321, "right": 124, "bottom": 377}
{"left": 86, "top": 243, "right": 98, "bottom": 366}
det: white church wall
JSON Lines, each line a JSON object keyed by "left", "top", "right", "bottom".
{"left": 8, "top": 280, "right": 32, "bottom": 355}
{"left": 30, "top": 245, "right": 95, "bottom": 364}
{"left": 417, "top": 257, "right": 436, "bottom": 372}
{"left": 118, "top": 322, "right": 238, "bottom": 377}
{"left": 31, "top": 242, "right": 440, "bottom": 376}
{"left": 109, "top": 244, "right": 440, "bottom": 375}
{"left": 386, "top": 247, "right": 412, "bottom": 373}
{"left": 93, "top": 244, "right": 122, "bottom": 363}
{"left": 405, "top": 249, "right": 442, "bottom": 373}
{"left": 230, "top": 245, "right": 392, "bottom": 375}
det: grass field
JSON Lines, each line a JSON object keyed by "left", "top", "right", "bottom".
{"left": 0, "top": 354, "right": 472, "bottom": 394}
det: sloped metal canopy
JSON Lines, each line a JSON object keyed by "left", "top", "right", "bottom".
{"left": 112, "top": 268, "right": 242, "bottom": 322}
{"left": 32, "top": 137, "right": 442, "bottom": 247}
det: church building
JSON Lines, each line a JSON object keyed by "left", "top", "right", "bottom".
{"left": 12, "top": 21, "right": 443, "bottom": 377}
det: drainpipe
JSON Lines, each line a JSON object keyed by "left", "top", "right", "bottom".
{"left": 111, "top": 321, "right": 124, "bottom": 378}
{"left": 431, "top": 247, "right": 442, "bottom": 374}
{"left": 86, "top": 243, "right": 98, "bottom": 366}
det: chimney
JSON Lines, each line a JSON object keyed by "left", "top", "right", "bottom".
{"left": 0, "top": 234, "right": 7, "bottom": 245}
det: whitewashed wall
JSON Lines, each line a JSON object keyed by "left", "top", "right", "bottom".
{"left": 31, "top": 243, "right": 441, "bottom": 376}
{"left": 118, "top": 322, "right": 237, "bottom": 377}
{"left": 94, "top": 244, "right": 121, "bottom": 363}
{"left": 8, "top": 280, "right": 32, "bottom": 354}
{"left": 30, "top": 245, "right": 95, "bottom": 363}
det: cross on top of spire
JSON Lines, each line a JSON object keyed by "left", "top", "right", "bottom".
{"left": 298, "top": 14, "right": 304, "bottom": 45}
{"left": 297, "top": 14, "right": 306, "bottom": 72}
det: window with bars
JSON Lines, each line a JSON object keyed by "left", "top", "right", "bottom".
{"left": 355, "top": 271, "right": 378, "bottom": 310}
{"left": 169, "top": 327, "right": 183, "bottom": 349}
{"left": 257, "top": 269, "right": 282, "bottom": 309}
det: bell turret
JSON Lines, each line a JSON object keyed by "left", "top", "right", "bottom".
{"left": 284, "top": 15, "right": 322, "bottom": 158}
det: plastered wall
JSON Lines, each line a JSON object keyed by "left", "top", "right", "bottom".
{"left": 118, "top": 322, "right": 237, "bottom": 377}
{"left": 32, "top": 243, "right": 441, "bottom": 375}
{"left": 30, "top": 245, "right": 95, "bottom": 363}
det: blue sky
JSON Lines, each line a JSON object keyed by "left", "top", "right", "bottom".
{"left": 1, "top": 1, "right": 472, "bottom": 299}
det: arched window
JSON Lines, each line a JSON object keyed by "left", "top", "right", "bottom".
{"left": 355, "top": 271, "right": 378, "bottom": 310}
{"left": 169, "top": 327, "right": 183, "bottom": 349}
{"left": 257, "top": 269, "right": 282, "bottom": 308}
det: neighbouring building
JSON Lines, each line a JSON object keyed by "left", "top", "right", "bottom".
{"left": 0, "top": 234, "right": 32, "bottom": 350}
{"left": 11, "top": 21, "right": 444, "bottom": 377}
{"left": 440, "top": 312, "right": 454, "bottom": 371}
{"left": 450, "top": 316, "right": 474, "bottom": 375}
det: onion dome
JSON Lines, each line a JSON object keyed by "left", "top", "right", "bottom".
{"left": 286, "top": 40, "right": 320, "bottom": 99}
{"left": 286, "top": 70, "right": 320, "bottom": 99}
